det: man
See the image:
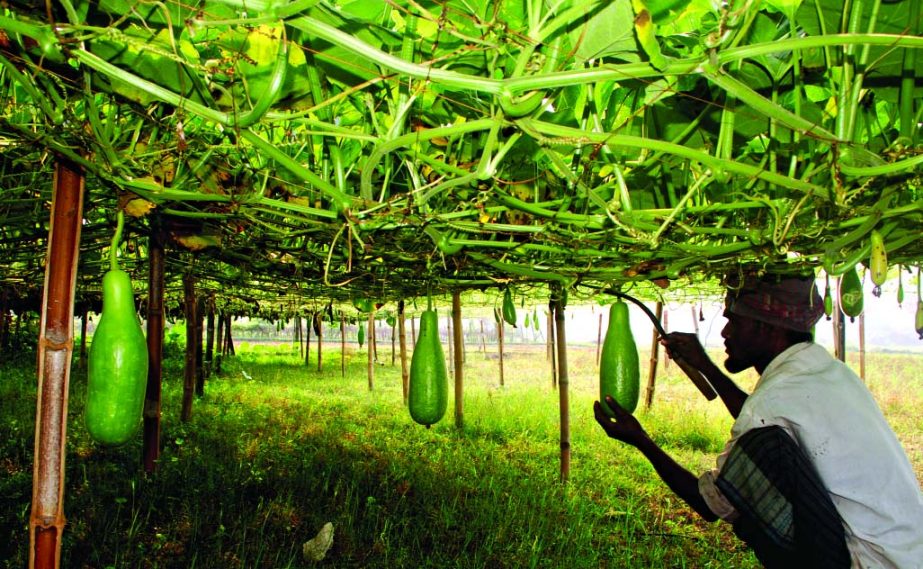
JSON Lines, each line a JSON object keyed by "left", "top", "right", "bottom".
{"left": 594, "top": 273, "right": 923, "bottom": 568}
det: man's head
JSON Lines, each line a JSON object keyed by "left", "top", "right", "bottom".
{"left": 720, "top": 273, "right": 823, "bottom": 373}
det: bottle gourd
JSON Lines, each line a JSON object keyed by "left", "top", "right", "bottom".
{"left": 408, "top": 309, "right": 448, "bottom": 426}
{"left": 599, "top": 300, "right": 640, "bottom": 414}
{"left": 86, "top": 212, "right": 149, "bottom": 446}
{"left": 839, "top": 266, "right": 863, "bottom": 322}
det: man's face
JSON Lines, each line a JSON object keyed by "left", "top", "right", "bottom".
{"left": 720, "top": 306, "right": 766, "bottom": 374}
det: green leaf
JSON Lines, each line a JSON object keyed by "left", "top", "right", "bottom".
{"left": 571, "top": 0, "right": 639, "bottom": 62}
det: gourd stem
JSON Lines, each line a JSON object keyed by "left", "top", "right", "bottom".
{"left": 110, "top": 209, "right": 124, "bottom": 272}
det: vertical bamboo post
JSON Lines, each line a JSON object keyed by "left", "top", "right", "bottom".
{"left": 546, "top": 309, "right": 554, "bottom": 362}
{"left": 340, "top": 313, "right": 346, "bottom": 378}
{"left": 304, "top": 314, "right": 312, "bottom": 366}
{"left": 859, "top": 311, "right": 866, "bottom": 381}
{"left": 411, "top": 315, "right": 416, "bottom": 345}
{"left": 222, "top": 314, "right": 233, "bottom": 356}
{"left": 295, "top": 314, "right": 303, "bottom": 359}
{"left": 371, "top": 312, "right": 378, "bottom": 363}
{"left": 316, "top": 313, "right": 323, "bottom": 373}
{"left": 549, "top": 303, "right": 557, "bottom": 390}
{"left": 445, "top": 313, "right": 453, "bottom": 376}
{"left": 194, "top": 295, "right": 205, "bottom": 396}
{"left": 644, "top": 301, "right": 664, "bottom": 410}
{"left": 833, "top": 306, "right": 846, "bottom": 362}
{"left": 30, "top": 160, "right": 84, "bottom": 569}
{"left": 367, "top": 311, "right": 375, "bottom": 390}
{"left": 398, "top": 300, "right": 409, "bottom": 404}
{"left": 181, "top": 274, "right": 197, "bottom": 422}
{"left": 595, "top": 312, "right": 603, "bottom": 366}
{"left": 143, "top": 224, "right": 165, "bottom": 474}
{"left": 214, "top": 309, "right": 224, "bottom": 374}
{"left": 479, "top": 320, "right": 486, "bottom": 353}
{"left": 391, "top": 316, "right": 396, "bottom": 366}
{"left": 496, "top": 310, "right": 505, "bottom": 387}
{"left": 662, "top": 309, "right": 670, "bottom": 369}
{"left": 204, "top": 296, "right": 215, "bottom": 378}
{"left": 553, "top": 293, "right": 570, "bottom": 483}
{"left": 452, "top": 291, "right": 464, "bottom": 429}
{"left": 78, "top": 305, "right": 89, "bottom": 371}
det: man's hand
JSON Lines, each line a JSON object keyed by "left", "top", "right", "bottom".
{"left": 661, "top": 332, "right": 714, "bottom": 371}
{"left": 593, "top": 396, "right": 649, "bottom": 448}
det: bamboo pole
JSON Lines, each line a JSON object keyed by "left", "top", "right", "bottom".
{"left": 553, "top": 294, "right": 570, "bottom": 483}
{"left": 78, "top": 306, "right": 89, "bottom": 371}
{"left": 371, "top": 312, "right": 378, "bottom": 363}
{"left": 367, "top": 311, "right": 375, "bottom": 390}
{"left": 316, "top": 313, "right": 323, "bottom": 373}
{"left": 549, "top": 304, "right": 557, "bottom": 390}
{"left": 833, "top": 306, "right": 846, "bottom": 362}
{"left": 143, "top": 224, "right": 165, "bottom": 474}
{"left": 452, "top": 291, "right": 464, "bottom": 429}
{"left": 662, "top": 309, "right": 670, "bottom": 369}
{"left": 181, "top": 274, "right": 197, "bottom": 422}
{"left": 391, "top": 316, "right": 396, "bottom": 366}
{"left": 411, "top": 315, "right": 416, "bottom": 345}
{"left": 204, "top": 296, "right": 215, "bottom": 378}
{"left": 644, "top": 301, "right": 664, "bottom": 409}
{"left": 496, "top": 310, "right": 505, "bottom": 387}
{"left": 214, "top": 309, "right": 224, "bottom": 374}
{"left": 398, "top": 300, "right": 409, "bottom": 404}
{"left": 446, "top": 313, "right": 454, "bottom": 377}
{"left": 340, "top": 313, "right": 346, "bottom": 378}
{"left": 30, "top": 160, "right": 84, "bottom": 569}
{"left": 304, "top": 313, "right": 312, "bottom": 366}
{"left": 194, "top": 296, "right": 205, "bottom": 396}
{"left": 479, "top": 319, "right": 486, "bottom": 353}
{"left": 859, "top": 311, "right": 866, "bottom": 381}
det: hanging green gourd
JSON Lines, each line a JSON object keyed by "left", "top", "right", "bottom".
{"left": 357, "top": 321, "right": 366, "bottom": 347}
{"left": 869, "top": 229, "right": 887, "bottom": 297}
{"left": 524, "top": 310, "right": 531, "bottom": 329}
{"left": 599, "top": 300, "right": 640, "bottom": 414}
{"left": 823, "top": 273, "right": 833, "bottom": 320}
{"left": 897, "top": 266, "right": 904, "bottom": 307}
{"left": 85, "top": 210, "right": 149, "bottom": 446}
{"left": 502, "top": 288, "right": 517, "bottom": 327}
{"left": 408, "top": 296, "right": 448, "bottom": 427}
{"left": 532, "top": 308, "right": 540, "bottom": 331}
{"left": 839, "top": 265, "right": 864, "bottom": 322}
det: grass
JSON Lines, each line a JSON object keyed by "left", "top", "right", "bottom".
{"left": 2, "top": 339, "right": 920, "bottom": 568}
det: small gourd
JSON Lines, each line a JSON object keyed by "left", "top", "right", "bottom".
{"left": 502, "top": 289, "right": 517, "bottom": 328}
{"left": 869, "top": 229, "right": 887, "bottom": 297}
{"left": 599, "top": 300, "right": 640, "bottom": 414}
{"left": 839, "top": 265, "right": 864, "bottom": 322}
{"left": 408, "top": 309, "right": 448, "bottom": 427}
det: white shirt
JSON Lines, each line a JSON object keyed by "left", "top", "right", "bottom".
{"left": 699, "top": 342, "right": 923, "bottom": 568}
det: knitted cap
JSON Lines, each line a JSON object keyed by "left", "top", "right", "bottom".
{"left": 724, "top": 273, "right": 824, "bottom": 332}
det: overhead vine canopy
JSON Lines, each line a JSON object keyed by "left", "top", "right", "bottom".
{"left": 1, "top": 0, "right": 922, "bottom": 312}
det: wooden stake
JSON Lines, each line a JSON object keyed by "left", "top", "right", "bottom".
{"left": 398, "top": 300, "right": 409, "bottom": 404}
{"left": 340, "top": 313, "right": 346, "bottom": 378}
{"left": 181, "top": 273, "right": 197, "bottom": 422}
{"left": 204, "top": 296, "right": 215, "bottom": 378}
{"left": 316, "top": 313, "right": 323, "bottom": 373}
{"left": 367, "top": 311, "right": 375, "bottom": 390}
{"left": 859, "top": 311, "right": 866, "bottom": 381}
{"left": 553, "top": 294, "right": 570, "bottom": 483}
{"left": 644, "top": 301, "right": 664, "bottom": 409}
{"left": 143, "top": 224, "right": 165, "bottom": 474}
{"left": 496, "top": 310, "right": 505, "bottom": 387}
{"left": 31, "top": 160, "right": 84, "bottom": 569}
{"left": 452, "top": 291, "right": 464, "bottom": 429}
{"left": 549, "top": 304, "right": 557, "bottom": 390}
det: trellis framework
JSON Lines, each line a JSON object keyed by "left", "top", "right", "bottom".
{"left": 0, "top": 0, "right": 920, "bottom": 312}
